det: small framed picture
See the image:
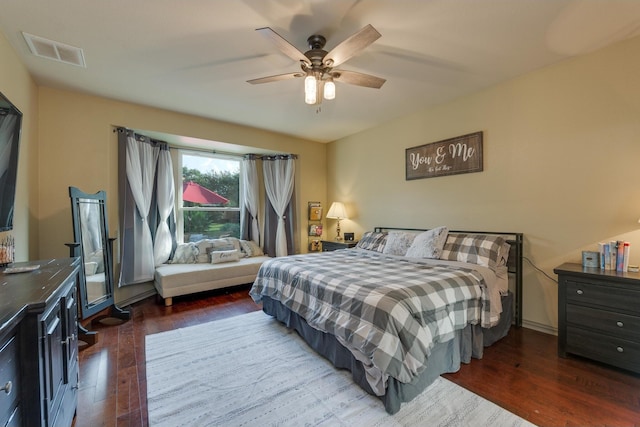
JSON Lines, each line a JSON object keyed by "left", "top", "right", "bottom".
{"left": 308, "top": 224, "right": 323, "bottom": 236}
{"left": 308, "top": 202, "right": 322, "bottom": 221}
{"left": 344, "top": 232, "right": 354, "bottom": 241}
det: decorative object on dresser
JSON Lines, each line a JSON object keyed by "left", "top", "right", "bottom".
{"left": 326, "top": 202, "right": 347, "bottom": 241}
{"left": 0, "top": 258, "right": 80, "bottom": 427}
{"left": 343, "top": 232, "right": 355, "bottom": 241}
{"left": 554, "top": 263, "right": 640, "bottom": 374}
{"left": 321, "top": 239, "right": 358, "bottom": 251}
{"left": 67, "top": 187, "right": 130, "bottom": 348}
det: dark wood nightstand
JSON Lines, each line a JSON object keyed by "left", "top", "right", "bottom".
{"left": 554, "top": 262, "right": 640, "bottom": 374}
{"left": 321, "top": 240, "right": 358, "bottom": 251}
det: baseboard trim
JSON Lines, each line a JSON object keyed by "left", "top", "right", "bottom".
{"left": 116, "top": 288, "right": 157, "bottom": 308}
{"left": 522, "top": 319, "right": 557, "bottom": 336}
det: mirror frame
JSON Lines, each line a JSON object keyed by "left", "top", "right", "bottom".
{"left": 69, "top": 186, "right": 116, "bottom": 318}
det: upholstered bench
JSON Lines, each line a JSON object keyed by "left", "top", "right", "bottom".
{"left": 154, "top": 256, "right": 270, "bottom": 306}
{"left": 154, "top": 237, "right": 269, "bottom": 306}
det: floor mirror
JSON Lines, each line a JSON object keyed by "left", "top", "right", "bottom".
{"left": 68, "top": 186, "right": 130, "bottom": 347}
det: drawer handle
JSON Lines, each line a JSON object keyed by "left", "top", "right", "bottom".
{"left": 576, "top": 289, "right": 584, "bottom": 295}
{"left": 1, "top": 381, "right": 11, "bottom": 395}
{"left": 617, "top": 346, "right": 624, "bottom": 353}
{"left": 616, "top": 321, "right": 624, "bottom": 328}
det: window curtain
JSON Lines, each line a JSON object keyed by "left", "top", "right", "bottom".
{"left": 240, "top": 155, "right": 260, "bottom": 245}
{"left": 153, "top": 145, "right": 175, "bottom": 265}
{"left": 262, "top": 155, "right": 296, "bottom": 257}
{"left": 117, "top": 128, "right": 175, "bottom": 286}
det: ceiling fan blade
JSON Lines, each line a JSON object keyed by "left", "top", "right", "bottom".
{"left": 332, "top": 70, "right": 386, "bottom": 89}
{"left": 255, "top": 27, "right": 311, "bottom": 65}
{"left": 323, "top": 24, "right": 381, "bottom": 68}
{"left": 247, "top": 72, "right": 304, "bottom": 85}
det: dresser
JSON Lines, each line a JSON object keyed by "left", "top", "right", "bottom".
{"left": 554, "top": 262, "right": 640, "bottom": 374}
{"left": 0, "top": 258, "right": 80, "bottom": 427}
{"left": 321, "top": 240, "right": 358, "bottom": 252}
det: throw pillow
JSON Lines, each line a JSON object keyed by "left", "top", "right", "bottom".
{"left": 405, "top": 226, "right": 449, "bottom": 259}
{"left": 194, "top": 239, "right": 213, "bottom": 263}
{"left": 239, "top": 239, "right": 264, "bottom": 257}
{"left": 171, "top": 242, "right": 199, "bottom": 264}
{"left": 440, "top": 233, "right": 506, "bottom": 270}
{"left": 355, "top": 231, "right": 388, "bottom": 252}
{"left": 86, "top": 249, "right": 105, "bottom": 273}
{"left": 382, "top": 232, "right": 417, "bottom": 256}
{"left": 84, "top": 261, "right": 98, "bottom": 276}
{"left": 210, "top": 249, "right": 241, "bottom": 264}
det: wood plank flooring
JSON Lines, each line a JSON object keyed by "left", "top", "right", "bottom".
{"left": 73, "top": 285, "right": 640, "bottom": 427}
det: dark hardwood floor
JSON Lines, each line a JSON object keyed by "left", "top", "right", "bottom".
{"left": 73, "top": 285, "right": 640, "bottom": 427}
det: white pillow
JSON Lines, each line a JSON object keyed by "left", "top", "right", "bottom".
{"left": 239, "top": 239, "right": 264, "bottom": 257}
{"left": 219, "top": 237, "right": 242, "bottom": 252}
{"left": 84, "top": 261, "right": 98, "bottom": 276}
{"left": 382, "top": 232, "right": 417, "bottom": 256}
{"left": 194, "top": 239, "right": 213, "bottom": 263}
{"left": 171, "top": 242, "right": 199, "bottom": 264}
{"left": 210, "top": 249, "right": 241, "bottom": 264}
{"left": 405, "top": 226, "right": 449, "bottom": 259}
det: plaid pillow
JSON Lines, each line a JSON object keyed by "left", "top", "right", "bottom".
{"left": 440, "top": 233, "right": 506, "bottom": 270}
{"left": 355, "top": 231, "right": 388, "bottom": 252}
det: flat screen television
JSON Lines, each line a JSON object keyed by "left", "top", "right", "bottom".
{"left": 0, "top": 92, "right": 22, "bottom": 232}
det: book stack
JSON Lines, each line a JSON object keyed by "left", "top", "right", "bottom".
{"left": 598, "top": 241, "right": 631, "bottom": 272}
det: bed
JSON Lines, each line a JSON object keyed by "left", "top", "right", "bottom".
{"left": 249, "top": 227, "right": 523, "bottom": 414}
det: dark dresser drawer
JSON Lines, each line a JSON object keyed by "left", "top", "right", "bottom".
{"left": 566, "top": 304, "right": 640, "bottom": 342}
{"left": 567, "top": 326, "right": 640, "bottom": 373}
{"left": 565, "top": 279, "right": 640, "bottom": 315}
{"left": 0, "top": 335, "right": 20, "bottom": 427}
{"left": 555, "top": 262, "right": 640, "bottom": 374}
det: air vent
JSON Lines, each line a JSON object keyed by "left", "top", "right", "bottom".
{"left": 22, "top": 32, "right": 86, "bottom": 68}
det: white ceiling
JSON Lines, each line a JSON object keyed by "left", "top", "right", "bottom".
{"left": 2, "top": 0, "right": 640, "bottom": 143}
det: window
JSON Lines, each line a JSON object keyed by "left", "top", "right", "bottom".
{"left": 178, "top": 151, "right": 242, "bottom": 243}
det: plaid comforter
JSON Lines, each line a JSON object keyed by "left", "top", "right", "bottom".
{"left": 250, "top": 249, "right": 492, "bottom": 384}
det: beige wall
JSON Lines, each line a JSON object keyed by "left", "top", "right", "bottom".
{"left": 36, "top": 88, "right": 326, "bottom": 304}
{"left": 328, "top": 35, "right": 640, "bottom": 333}
{"left": 0, "top": 31, "right": 39, "bottom": 262}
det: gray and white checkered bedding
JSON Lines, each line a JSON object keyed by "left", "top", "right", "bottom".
{"left": 250, "top": 248, "right": 497, "bottom": 385}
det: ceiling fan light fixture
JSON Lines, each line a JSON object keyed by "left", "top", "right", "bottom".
{"left": 324, "top": 79, "right": 335, "bottom": 100}
{"left": 304, "top": 74, "right": 317, "bottom": 104}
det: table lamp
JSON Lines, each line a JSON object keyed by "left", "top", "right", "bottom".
{"left": 326, "top": 202, "right": 348, "bottom": 241}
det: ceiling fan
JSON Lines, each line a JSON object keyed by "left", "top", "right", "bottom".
{"left": 247, "top": 24, "right": 386, "bottom": 105}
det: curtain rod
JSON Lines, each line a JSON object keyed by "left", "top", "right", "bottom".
{"left": 114, "top": 126, "right": 297, "bottom": 159}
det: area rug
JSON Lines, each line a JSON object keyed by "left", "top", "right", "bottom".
{"left": 146, "top": 310, "right": 536, "bottom": 427}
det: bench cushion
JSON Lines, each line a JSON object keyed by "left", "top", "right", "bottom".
{"left": 154, "top": 256, "right": 270, "bottom": 298}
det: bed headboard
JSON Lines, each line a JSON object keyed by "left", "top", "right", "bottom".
{"left": 374, "top": 227, "right": 524, "bottom": 328}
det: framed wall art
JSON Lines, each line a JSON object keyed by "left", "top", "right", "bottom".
{"left": 405, "top": 131, "right": 483, "bottom": 180}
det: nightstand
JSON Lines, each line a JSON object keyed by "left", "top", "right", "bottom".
{"left": 321, "top": 240, "right": 358, "bottom": 251}
{"left": 554, "top": 263, "right": 640, "bottom": 374}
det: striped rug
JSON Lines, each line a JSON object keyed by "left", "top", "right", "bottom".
{"left": 146, "top": 310, "right": 536, "bottom": 427}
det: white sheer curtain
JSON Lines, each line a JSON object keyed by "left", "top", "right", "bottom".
{"left": 263, "top": 156, "right": 295, "bottom": 257}
{"left": 241, "top": 156, "right": 260, "bottom": 245}
{"left": 153, "top": 146, "right": 175, "bottom": 265}
{"left": 125, "top": 134, "right": 159, "bottom": 282}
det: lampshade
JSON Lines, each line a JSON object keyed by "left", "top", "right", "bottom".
{"left": 323, "top": 79, "right": 335, "bottom": 100}
{"left": 304, "top": 74, "right": 317, "bottom": 105}
{"left": 326, "top": 202, "right": 347, "bottom": 219}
